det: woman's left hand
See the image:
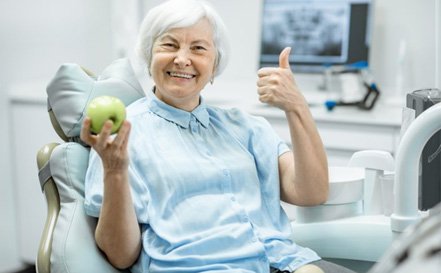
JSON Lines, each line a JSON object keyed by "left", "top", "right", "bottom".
{"left": 257, "top": 47, "right": 308, "bottom": 113}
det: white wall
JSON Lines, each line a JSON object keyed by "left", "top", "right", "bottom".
{"left": 0, "top": 0, "right": 115, "bottom": 271}
{"left": 0, "top": 0, "right": 114, "bottom": 86}
{"left": 370, "top": 0, "right": 439, "bottom": 99}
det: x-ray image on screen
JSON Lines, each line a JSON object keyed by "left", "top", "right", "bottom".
{"left": 261, "top": 1, "right": 349, "bottom": 63}
{"left": 260, "top": 0, "right": 371, "bottom": 73}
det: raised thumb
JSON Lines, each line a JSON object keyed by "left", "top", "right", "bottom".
{"left": 279, "top": 47, "right": 292, "bottom": 69}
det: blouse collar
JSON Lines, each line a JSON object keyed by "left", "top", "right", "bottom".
{"left": 146, "top": 87, "right": 210, "bottom": 129}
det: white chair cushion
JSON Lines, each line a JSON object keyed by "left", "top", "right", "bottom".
{"left": 50, "top": 143, "right": 125, "bottom": 272}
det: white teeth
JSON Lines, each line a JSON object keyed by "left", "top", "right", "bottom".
{"left": 169, "top": 72, "right": 194, "bottom": 79}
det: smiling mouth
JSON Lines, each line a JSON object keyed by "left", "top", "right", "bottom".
{"left": 167, "top": 71, "right": 196, "bottom": 79}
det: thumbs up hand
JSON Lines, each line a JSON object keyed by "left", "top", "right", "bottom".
{"left": 257, "top": 47, "right": 307, "bottom": 112}
{"left": 278, "top": 46, "right": 291, "bottom": 69}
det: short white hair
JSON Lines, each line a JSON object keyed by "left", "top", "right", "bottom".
{"left": 135, "top": 0, "right": 230, "bottom": 77}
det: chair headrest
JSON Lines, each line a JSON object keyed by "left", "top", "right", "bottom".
{"left": 46, "top": 58, "right": 146, "bottom": 141}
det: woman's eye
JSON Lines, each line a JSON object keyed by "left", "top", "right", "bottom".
{"left": 193, "top": 45, "right": 206, "bottom": 51}
{"left": 162, "top": 43, "right": 176, "bottom": 48}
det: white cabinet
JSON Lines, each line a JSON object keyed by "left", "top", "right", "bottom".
{"left": 260, "top": 106, "right": 402, "bottom": 166}
{"left": 0, "top": 86, "right": 21, "bottom": 272}
{"left": 8, "top": 82, "right": 62, "bottom": 264}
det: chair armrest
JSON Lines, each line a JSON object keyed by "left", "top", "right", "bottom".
{"left": 36, "top": 143, "right": 60, "bottom": 273}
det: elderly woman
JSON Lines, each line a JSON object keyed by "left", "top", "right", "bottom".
{"left": 80, "top": 0, "right": 355, "bottom": 272}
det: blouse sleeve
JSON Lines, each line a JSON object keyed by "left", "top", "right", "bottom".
{"left": 224, "top": 108, "right": 290, "bottom": 157}
{"left": 245, "top": 113, "right": 290, "bottom": 185}
{"left": 83, "top": 148, "right": 150, "bottom": 224}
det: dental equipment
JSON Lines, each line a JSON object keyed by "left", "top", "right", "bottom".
{"left": 391, "top": 101, "right": 441, "bottom": 232}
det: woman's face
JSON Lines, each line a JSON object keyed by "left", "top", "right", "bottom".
{"left": 150, "top": 18, "right": 216, "bottom": 111}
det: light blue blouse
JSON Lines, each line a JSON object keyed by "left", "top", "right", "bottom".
{"left": 84, "top": 89, "right": 320, "bottom": 272}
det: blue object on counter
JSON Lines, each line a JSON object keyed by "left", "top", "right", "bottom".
{"left": 347, "top": 60, "right": 368, "bottom": 70}
{"left": 325, "top": 100, "right": 338, "bottom": 111}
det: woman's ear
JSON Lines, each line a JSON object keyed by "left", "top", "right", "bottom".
{"left": 211, "top": 64, "right": 217, "bottom": 85}
{"left": 147, "top": 63, "right": 152, "bottom": 77}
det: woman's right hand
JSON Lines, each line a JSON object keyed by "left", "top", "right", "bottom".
{"left": 80, "top": 117, "right": 132, "bottom": 172}
{"left": 81, "top": 117, "right": 141, "bottom": 269}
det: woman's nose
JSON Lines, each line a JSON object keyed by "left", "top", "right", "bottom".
{"left": 174, "top": 49, "right": 191, "bottom": 68}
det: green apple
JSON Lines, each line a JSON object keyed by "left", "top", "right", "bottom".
{"left": 86, "top": 96, "right": 126, "bottom": 134}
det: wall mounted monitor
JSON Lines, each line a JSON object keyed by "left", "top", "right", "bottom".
{"left": 259, "top": 0, "right": 372, "bottom": 73}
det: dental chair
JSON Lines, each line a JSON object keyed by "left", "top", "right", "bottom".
{"left": 36, "top": 58, "right": 145, "bottom": 273}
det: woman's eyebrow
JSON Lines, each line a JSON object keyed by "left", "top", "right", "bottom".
{"left": 158, "top": 34, "right": 213, "bottom": 46}
{"left": 192, "top": 39, "right": 212, "bottom": 46}
{"left": 158, "top": 34, "right": 178, "bottom": 43}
